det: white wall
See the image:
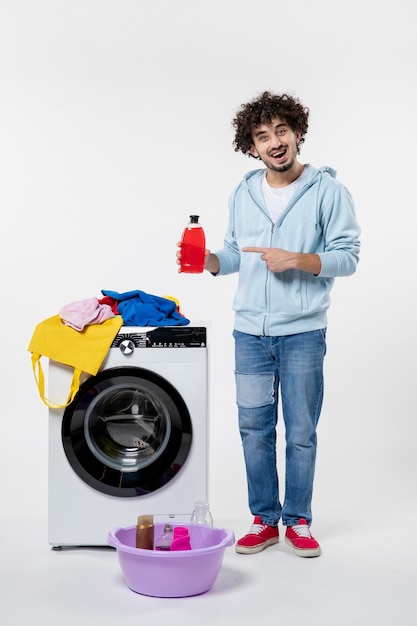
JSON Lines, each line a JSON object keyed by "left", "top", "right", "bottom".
{"left": 1, "top": 0, "right": 416, "bottom": 525}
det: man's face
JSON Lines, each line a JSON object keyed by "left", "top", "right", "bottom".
{"left": 249, "top": 116, "right": 301, "bottom": 173}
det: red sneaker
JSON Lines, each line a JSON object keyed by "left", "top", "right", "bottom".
{"left": 235, "top": 516, "right": 279, "bottom": 554}
{"left": 285, "top": 519, "right": 321, "bottom": 557}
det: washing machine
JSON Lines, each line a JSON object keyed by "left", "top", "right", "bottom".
{"left": 48, "top": 325, "right": 208, "bottom": 548}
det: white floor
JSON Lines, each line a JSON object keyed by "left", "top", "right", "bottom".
{"left": 1, "top": 514, "right": 415, "bottom": 625}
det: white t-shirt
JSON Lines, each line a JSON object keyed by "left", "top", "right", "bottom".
{"left": 262, "top": 166, "right": 309, "bottom": 223}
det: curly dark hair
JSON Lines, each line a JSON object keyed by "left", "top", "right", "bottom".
{"left": 232, "top": 91, "right": 309, "bottom": 157}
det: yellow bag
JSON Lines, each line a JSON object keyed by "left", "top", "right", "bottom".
{"left": 28, "top": 314, "right": 123, "bottom": 409}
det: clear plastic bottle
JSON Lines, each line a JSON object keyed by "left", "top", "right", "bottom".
{"left": 180, "top": 215, "right": 206, "bottom": 274}
{"left": 154, "top": 524, "right": 174, "bottom": 551}
{"left": 191, "top": 500, "right": 213, "bottom": 527}
{"left": 190, "top": 500, "right": 213, "bottom": 549}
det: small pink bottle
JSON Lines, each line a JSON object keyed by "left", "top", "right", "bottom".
{"left": 180, "top": 215, "right": 206, "bottom": 274}
{"left": 170, "top": 526, "right": 192, "bottom": 551}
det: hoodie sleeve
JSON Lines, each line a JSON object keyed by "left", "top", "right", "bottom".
{"left": 214, "top": 186, "right": 242, "bottom": 276}
{"left": 316, "top": 182, "right": 361, "bottom": 278}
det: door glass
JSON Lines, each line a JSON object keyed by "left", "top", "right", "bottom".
{"left": 84, "top": 383, "right": 171, "bottom": 472}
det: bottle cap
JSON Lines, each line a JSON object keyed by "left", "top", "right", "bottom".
{"left": 173, "top": 526, "right": 189, "bottom": 538}
{"left": 136, "top": 514, "right": 153, "bottom": 528}
{"left": 194, "top": 500, "right": 209, "bottom": 509}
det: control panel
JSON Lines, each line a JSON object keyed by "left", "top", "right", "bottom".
{"left": 110, "top": 327, "right": 207, "bottom": 349}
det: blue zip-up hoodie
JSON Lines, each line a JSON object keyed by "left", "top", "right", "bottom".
{"left": 215, "top": 164, "right": 361, "bottom": 336}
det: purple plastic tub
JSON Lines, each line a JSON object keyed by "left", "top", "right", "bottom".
{"left": 107, "top": 522, "right": 235, "bottom": 598}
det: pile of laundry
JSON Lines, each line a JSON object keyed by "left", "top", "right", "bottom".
{"left": 59, "top": 289, "right": 189, "bottom": 331}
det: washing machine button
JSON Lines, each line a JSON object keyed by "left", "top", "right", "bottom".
{"left": 120, "top": 339, "right": 135, "bottom": 355}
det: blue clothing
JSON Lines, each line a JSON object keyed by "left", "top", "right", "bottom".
{"left": 101, "top": 290, "right": 190, "bottom": 326}
{"left": 215, "top": 165, "right": 361, "bottom": 336}
{"left": 234, "top": 329, "right": 326, "bottom": 527}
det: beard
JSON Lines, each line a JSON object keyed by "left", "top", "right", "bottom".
{"left": 271, "top": 161, "right": 293, "bottom": 173}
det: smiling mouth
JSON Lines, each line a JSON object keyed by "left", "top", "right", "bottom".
{"left": 271, "top": 149, "right": 286, "bottom": 159}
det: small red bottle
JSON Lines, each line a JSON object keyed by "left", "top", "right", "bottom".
{"left": 180, "top": 215, "right": 206, "bottom": 274}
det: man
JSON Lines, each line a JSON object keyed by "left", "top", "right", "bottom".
{"left": 178, "top": 91, "right": 361, "bottom": 557}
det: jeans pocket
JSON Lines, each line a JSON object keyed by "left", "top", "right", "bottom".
{"left": 235, "top": 372, "right": 275, "bottom": 408}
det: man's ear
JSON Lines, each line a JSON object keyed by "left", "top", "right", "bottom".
{"left": 248, "top": 145, "right": 259, "bottom": 158}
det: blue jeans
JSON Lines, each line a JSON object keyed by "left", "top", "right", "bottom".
{"left": 233, "top": 329, "right": 326, "bottom": 527}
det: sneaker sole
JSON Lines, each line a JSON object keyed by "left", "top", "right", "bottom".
{"left": 284, "top": 537, "right": 321, "bottom": 558}
{"left": 235, "top": 537, "right": 279, "bottom": 555}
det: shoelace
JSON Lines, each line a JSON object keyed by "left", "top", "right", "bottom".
{"left": 291, "top": 524, "right": 312, "bottom": 538}
{"left": 249, "top": 522, "right": 268, "bottom": 535}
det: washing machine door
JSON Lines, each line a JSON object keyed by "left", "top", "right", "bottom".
{"left": 61, "top": 367, "right": 192, "bottom": 497}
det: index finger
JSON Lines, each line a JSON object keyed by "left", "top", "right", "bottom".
{"left": 242, "top": 247, "right": 268, "bottom": 253}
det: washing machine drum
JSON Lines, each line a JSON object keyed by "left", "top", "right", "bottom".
{"left": 62, "top": 367, "right": 192, "bottom": 497}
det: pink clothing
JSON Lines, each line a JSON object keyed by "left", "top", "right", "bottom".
{"left": 60, "top": 297, "right": 115, "bottom": 331}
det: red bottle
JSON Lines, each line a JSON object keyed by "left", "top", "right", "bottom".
{"left": 180, "top": 215, "right": 206, "bottom": 273}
